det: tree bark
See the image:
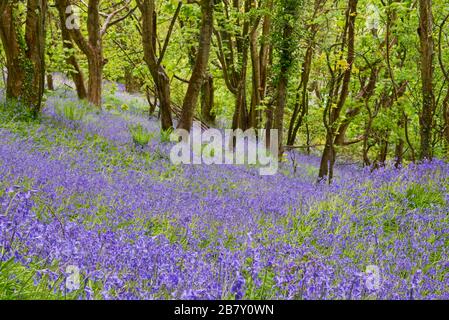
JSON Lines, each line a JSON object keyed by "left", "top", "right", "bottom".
{"left": 249, "top": 19, "right": 261, "bottom": 129}
{"left": 0, "top": 4, "right": 25, "bottom": 99}
{"left": 47, "top": 73, "right": 54, "bottom": 90}
{"left": 287, "top": 45, "right": 313, "bottom": 146}
{"left": 318, "top": 0, "right": 357, "bottom": 181}
{"left": 55, "top": 0, "right": 88, "bottom": 99}
{"left": 215, "top": 0, "right": 253, "bottom": 131}
{"left": 62, "top": 0, "right": 133, "bottom": 107}
{"left": 259, "top": 0, "right": 272, "bottom": 104}
{"left": 0, "top": 0, "right": 47, "bottom": 116}
{"left": 60, "top": 0, "right": 103, "bottom": 106}
{"left": 177, "top": 0, "right": 214, "bottom": 132}
{"left": 86, "top": 48, "right": 103, "bottom": 106}
{"left": 333, "top": 66, "right": 379, "bottom": 146}
{"left": 86, "top": 0, "right": 102, "bottom": 106}
{"left": 138, "top": 0, "right": 173, "bottom": 131}
{"left": 274, "top": 0, "right": 299, "bottom": 157}
{"left": 287, "top": 0, "right": 326, "bottom": 146}
{"left": 418, "top": 0, "right": 434, "bottom": 160}
{"left": 443, "top": 90, "right": 449, "bottom": 155}
{"left": 201, "top": 73, "right": 215, "bottom": 125}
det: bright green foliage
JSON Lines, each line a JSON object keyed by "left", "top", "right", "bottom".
{"left": 129, "top": 123, "right": 154, "bottom": 147}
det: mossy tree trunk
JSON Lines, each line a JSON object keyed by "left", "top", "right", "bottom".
{"left": 0, "top": 0, "right": 47, "bottom": 116}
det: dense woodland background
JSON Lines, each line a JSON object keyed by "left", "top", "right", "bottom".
{"left": 1, "top": 0, "right": 449, "bottom": 180}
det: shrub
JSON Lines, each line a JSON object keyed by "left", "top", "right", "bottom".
{"left": 160, "top": 127, "right": 173, "bottom": 143}
{"left": 129, "top": 124, "right": 153, "bottom": 147}
{"left": 56, "top": 101, "right": 86, "bottom": 122}
{"left": 104, "top": 103, "right": 115, "bottom": 111}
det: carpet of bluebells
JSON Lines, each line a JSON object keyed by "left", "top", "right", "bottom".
{"left": 1, "top": 86, "right": 449, "bottom": 300}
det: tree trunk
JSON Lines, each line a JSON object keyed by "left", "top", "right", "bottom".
{"left": 443, "top": 89, "right": 449, "bottom": 155}
{"left": 418, "top": 0, "right": 434, "bottom": 160}
{"left": 334, "top": 66, "right": 379, "bottom": 146}
{"left": 265, "top": 101, "right": 274, "bottom": 148}
{"left": 287, "top": 45, "right": 313, "bottom": 146}
{"left": 177, "top": 0, "right": 214, "bottom": 131}
{"left": 394, "top": 133, "right": 404, "bottom": 168}
{"left": 0, "top": 5, "right": 25, "bottom": 99}
{"left": 201, "top": 73, "right": 215, "bottom": 125}
{"left": 87, "top": 50, "right": 103, "bottom": 106}
{"left": 259, "top": 0, "right": 272, "bottom": 102}
{"left": 55, "top": 0, "right": 88, "bottom": 99}
{"left": 138, "top": 0, "right": 173, "bottom": 131}
{"left": 249, "top": 17, "right": 261, "bottom": 128}
{"left": 318, "top": 0, "right": 357, "bottom": 181}
{"left": 0, "top": 0, "right": 47, "bottom": 116}
{"left": 86, "top": 0, "right": 102, "bottom": 107}
{"left": 24, "top": 0, "right": 46, "bottom": 116}
{"left": 287, "top": 0, "right": 325, "bottom": 146}
{"left": 157, "top": 73, "right": 174, "bottom": 131}
{"left": 60, "top": 0, "right": 112, "bottom": 108}
{"left": 319, "top": 133, "right": 335, "bottom": 181}
{"left": 47, "top": 73, "right": 54, "bottom": 90}
{"left": 275, "top": 74, "right": 288, "bottom": 156}
{"left": 274, "top": 0, "right": 298, "bottom": 157}
{"left": 232, "top": 79, "right": 249, "bottom": 131}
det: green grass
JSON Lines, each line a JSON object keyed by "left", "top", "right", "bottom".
{"left": 0, "top": 258, "right": 81, "bottom": 300}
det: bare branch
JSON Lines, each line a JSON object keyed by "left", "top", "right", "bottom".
{"left": 100, "top": 0, "right": 133, "bottom": 37}
{"left": 158, "top": 1, "right": 182, "bottom": 66}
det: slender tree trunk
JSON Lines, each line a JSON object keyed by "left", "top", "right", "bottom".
{"left": 418, "top": 0, "right": 434, "bottom": 160}
{"left": 334, "top": 66, "right": 379, "bottom": 145}
{"left": 362, "top": 102, "right": 374, "bottom": 167}
{"left": 232, "top": 78, "right": 249, "bottom": 130}
{"left": 147, "top": 88, "right": 157, "bottom": 116}
{"left": 57, "top": 0, "right": 103, "bottom": 107}
{"left": 260, "top": 6, "right": 272, "bottom": 137}
{"left": 318, "top": 0, "right": 357, "bottom": 181}
{"left": 443, "top": 89, "right": 449, "bottom": 155}
{"left": 275, "top": 73, "right": 288, "bottom": 156}
{"left": 138, "top": 0, "right": 173, "bottom": 131}
{"left": 259, "top": 0, "right": 272, "bottom": 102}
{"left": 177, "top": 0, "right": 214, "bottom": 131}
{"left": 274, "top": 0, "right": 298, "bottom": 157}
{"left": 231, "top": 1, "right": 251, "bottom": 132}
{"left": 249, "top": 40, "right": 261, "bottom": 127}
{"left": 249, "top": 16, "right": 261, "bottom": 128}
{"left": 62, "top": 0, "right": 131, "bottom": 108}
{"left": 55, "top": 0, "right": 88, "bottom": 99}
{"left": 201, "top": 73, "right": 215, "bottom": 124}
{"left": 47, "top": 73, "right": 54, "bottom": 90}
{"left": 287, "top": 45, "right": 313, "bottom": 146}
{"left": 265, "top": 101, "right": 274, "bottom": 148}
{"left": 287, "top": 0, "right": 325, "bottom": 146}
{"left": 157, "top": 74, "right": 173, "bottom": 131}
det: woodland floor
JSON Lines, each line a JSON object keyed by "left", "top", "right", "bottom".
{"left": 0, "top": 86, "right": 449, "bottom": 299}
